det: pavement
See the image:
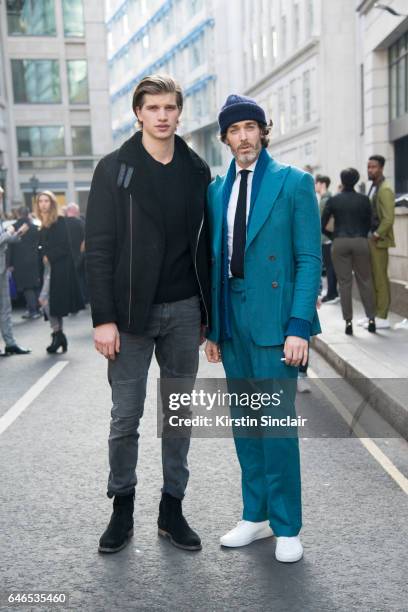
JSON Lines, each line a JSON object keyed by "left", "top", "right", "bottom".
{"left": 0, "top": 309, "right": 408, "bottom": 611}
{"left": 312, "top": 298, "right": 408, "bottom": 440}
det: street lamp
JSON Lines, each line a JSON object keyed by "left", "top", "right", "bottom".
{"left": 0, "top": 166, "right": 7, "bottom": 214}
{"left": 29, "top": 174, "right": 39, "bottom": 209}
{"left": 374, "top": 3, "right": 408, "bottom": 17}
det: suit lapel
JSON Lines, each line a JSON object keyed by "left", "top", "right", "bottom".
{"left": 208, "top": 177, "right": 224, "bottom": 254}
{"left": 246, "top": 158, "right": 290, "bottom": 250}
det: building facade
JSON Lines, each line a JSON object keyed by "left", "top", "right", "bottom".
{"left": 106, "top": 0, "right": 251, "bottom": 173}
{"left": 0, "top": 0, "right": 112, "bottom": 213}
{"left": 241, "top": 0, "right": 358, "bottom": 186}
{"left": 105, "top": 0, "right": 407, "bottom": 291}
{"left": 356, "top": 0, "right": 408, "bottom": 284}
{"left": 105, "top": 0, "right": 363, "bottom": 183}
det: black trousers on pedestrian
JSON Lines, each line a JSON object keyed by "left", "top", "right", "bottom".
{"left": 322, "top": 243, "right": 338, "bottom": 299}
{"left": 331, "top": 237, "right": 375, "bottom": 322}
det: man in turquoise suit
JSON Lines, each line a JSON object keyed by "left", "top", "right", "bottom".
{"left": 205, "top": 95, "right": 321, "bottom": 563}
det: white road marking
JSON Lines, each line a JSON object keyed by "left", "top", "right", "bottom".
{"left": 0, "top": 362, "right": 69, "bottom": 436}
{"left": 308, "top": 367, "right": 408, "bottom": 495}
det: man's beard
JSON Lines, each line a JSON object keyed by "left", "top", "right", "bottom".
{"left": 234, "top": 143, "right": 261, "bottom": 165}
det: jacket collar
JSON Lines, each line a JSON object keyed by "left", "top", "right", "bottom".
{"left": 117, "top": 130, "right": 206, "bottom": 174}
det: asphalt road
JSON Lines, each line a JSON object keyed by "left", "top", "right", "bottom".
{"left": 0, "top": 309, "right": 407, "bottom": 612}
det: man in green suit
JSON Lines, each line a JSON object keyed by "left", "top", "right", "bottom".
{"left": 204, "top": 95, "right": 321, "bottom": 562}
{"left": 363, "top": 155, "right": 395, "bottom": 329}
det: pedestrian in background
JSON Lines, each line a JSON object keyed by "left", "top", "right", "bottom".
{"left": 365, "top": 155, "right": 395, "bottom": 329}
{"left": 0, "top": 188, "right": 31, "bottom": 355}
{"left": 315, "top": 175, "right": 339, "bottom": 304}
{"left": 8, "top": 206, "right": 41, "bottom": 320}
{"left": 34, "top": 191, "right": 84, "bottom": 354}
{"left": 321, "top": 168, "right": 376, "bottom": 336}
{"left": 65, "top": 202, "right": 88, "bottom": 305}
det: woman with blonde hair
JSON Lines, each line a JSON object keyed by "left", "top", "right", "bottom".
{"left": 35, "top": 191, "right": 84, "bottom": 353}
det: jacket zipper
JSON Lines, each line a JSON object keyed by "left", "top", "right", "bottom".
{"left": 194, "top": 214, "right": 209, "bottom": 326}
{"left": 128, "top": 194, "right": 133, "bottom": 327}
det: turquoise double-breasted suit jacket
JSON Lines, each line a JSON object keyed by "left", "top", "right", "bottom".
{"left": 206, "top": 151, "right": 322, "bottom": 346}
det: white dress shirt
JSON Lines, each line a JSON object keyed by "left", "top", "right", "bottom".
{"left": 227, "top": 159, "right": 258, "bottom": 276}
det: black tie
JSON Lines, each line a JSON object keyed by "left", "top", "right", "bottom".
{"left": 231, "top": 169, "right": 250, "bottom": 278}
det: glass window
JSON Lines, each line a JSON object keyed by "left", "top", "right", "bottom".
{"left": 16, "top": 126, "right": 65, "bottom": 168}
{"left": 281, "top": 15, "right": 287, "bottom": 57}
{"left": 398, "top": 56, "right": 406, "bottom": 117}
{"left": 193, "top": 93, "right": 203, "bottom": 118}
{"left": 7, "top": 0, "right": 56, "bottom": 36}
{"left": 306, "top": 0, "right": 314, "bottom": 37}
{"left": 62, "top": 0, "right": 84, "bottom": 37}
{"left": 278, "top": 88, "right": 286, "bottom": 135}
{"left": 162, "top": 10, "right": 173, "bottom": 37}
{"left": 293, "top": 3, "right": 300, "bottom": 46}
{"left": 189, "top": 0, "right": 203, "bottom": 17}
{"left": 142, "top": 34, "right": 150, "bottom": 57}
{"left": 303, "top": 70, "right": 311, "bottom": 123}
{"left": 290, "top": 79, "right": 297, "bottom": 129}
{"left": 271, "top": 27, "right": 278, "bottom": 61}
{"left": 72, "top": 126, "right": 92, "bottom": 168}
{"left": 190, "top": 35, "right": 204, "bottom": 70}
{"left": 389, "top": 33, "right": 408, "bottom": 120}
{"left": 204, "top": 126, "right": 222, "bottom": 168}
{"left": 67, "top": 60, "right": 89, "bottom": 104}
{"left": 262, "top": 34, "right": 268, "bottom": 61}
{"left": 11, "top": 59, "right": 60, "bottom": 103}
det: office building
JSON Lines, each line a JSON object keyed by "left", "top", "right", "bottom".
{"left": 0, "top": 0, "right": 112, "bottom": 212}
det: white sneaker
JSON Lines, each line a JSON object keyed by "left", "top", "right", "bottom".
{"left": 275, "top": 536, "right": 303, "bottom": 563}
{"left": 297, "top": 377, "right": 311, "bottom": 393}
{"left": 394, "top": 318, "right": 408, "bottom": 330}
{"left": 220, "top": 520, "right": 273, "bottom": 547}
{"left": 365, "top": 317, "right": 390, "bottom": 329}
{"left": 357, "top": 317, "right": 368, "bottom": 327}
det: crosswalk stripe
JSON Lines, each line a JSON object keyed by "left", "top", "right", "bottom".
{"left": 0, "top": 362, "right": 69, "bottom": 436}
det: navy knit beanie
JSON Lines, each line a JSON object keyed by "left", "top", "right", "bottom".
{"left": 218, "top": 94, "right": 267, "bottom": 134}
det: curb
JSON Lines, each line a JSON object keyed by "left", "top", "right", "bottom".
{"left": 311, "top": 335, "right": 408, "bottom": 441}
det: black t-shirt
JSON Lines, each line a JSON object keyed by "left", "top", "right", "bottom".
{"left": 141, "top": 144, "right": 199, "bottom": 304}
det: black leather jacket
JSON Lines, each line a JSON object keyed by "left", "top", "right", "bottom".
{"left": 321, "top": 190, "right": 372, "bottom": 240}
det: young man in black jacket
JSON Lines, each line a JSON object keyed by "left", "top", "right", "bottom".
{"left": 86, "top": 75, "right": 211, "bottom": 554}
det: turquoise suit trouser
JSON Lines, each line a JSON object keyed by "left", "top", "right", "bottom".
{"left": 220, "top": 278, "right": 302, "bottom": 537}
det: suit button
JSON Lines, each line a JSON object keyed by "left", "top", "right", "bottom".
{"left": 271, "top": 281, "right": 279, "bottom": 288}
{"left": 268, "top": 255, "right": 276, "bottom": 261}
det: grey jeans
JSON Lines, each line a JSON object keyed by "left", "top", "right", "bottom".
{"left": 0, "top": 270, "right": 16, "bottom": 346}
{"left": 107, "top": 295, "right": 201, "bottom": 499}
